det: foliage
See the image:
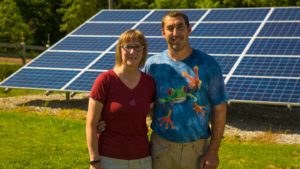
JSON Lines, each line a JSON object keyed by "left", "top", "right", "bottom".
{"left": 58, "top": 0, "right": 102, "bottom": 33}
{"left": 242, "top": 0, "right": 300, "bottom": 7}
{"left": 0, "top": 0, "right": 33, "bottom": 44}
{"left": 150, "top": 0, "right": 192, "bottom": 8}
{"left": 0, "top": 0, "right": 299, "bottom": 46}
{"left": 194, "top": 0, "right": 221, "bottom": 8}
{"left": 14, "top": 0, "right": 64, "bottom": 46}
{"left": 221, "top": 0, "right": 300, "bottom": 7}
{"left": 113, "top": 0, "right": 152, "bottom": 9}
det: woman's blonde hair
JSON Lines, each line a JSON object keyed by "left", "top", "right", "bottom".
{"left": 115, "top": 29, "right": 148, "bottom": 68}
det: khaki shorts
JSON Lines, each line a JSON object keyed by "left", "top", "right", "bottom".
{"left": 151, "top": 133, "right": 208, "bottom": 169}
{"left": 100, "top": 156, "right": 151, "bottom": 169}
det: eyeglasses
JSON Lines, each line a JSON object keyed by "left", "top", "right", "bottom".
{"left": 121, "top": 45, "right": 144, "bottom": 52}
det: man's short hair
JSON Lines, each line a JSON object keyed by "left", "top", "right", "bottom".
{"left": 161, "top": 11, "right": 190, "bottom": 28}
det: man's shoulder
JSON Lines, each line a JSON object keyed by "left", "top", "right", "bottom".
{"left": 148, "top": 51, "right": 166, "bottom": 60}
{"left": 192, "top": 49, "right": 212, "bottom": 59}
{"left": 193, "top": 49, "right": 219, "bottom": 65}
{"left": 145, "top": 50, "right": 167, "bottom": 65}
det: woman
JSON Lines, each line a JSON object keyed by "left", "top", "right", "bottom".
{"left": 86, "top": 29, "right": 155, "bottom": 169}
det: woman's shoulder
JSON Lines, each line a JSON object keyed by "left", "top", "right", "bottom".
{"left": 95, "top": 69, "right": 116, "bottom": 81}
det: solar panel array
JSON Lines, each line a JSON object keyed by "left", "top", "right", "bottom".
{"left": 1, "top": 7, "right": 299, "bottom": 106}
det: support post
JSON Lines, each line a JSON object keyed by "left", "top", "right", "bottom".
{"left": 20, "top": 31, "right": 26, "bottom": 65}
{"left": 108, "top": 0, "right": 113, "bottom": 9}
{"left": 66, "top": 92, "right": 70, "bottom": 101}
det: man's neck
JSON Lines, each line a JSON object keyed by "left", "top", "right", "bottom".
{"left": 168, "top": 46, "right": 193, "bottom": 61}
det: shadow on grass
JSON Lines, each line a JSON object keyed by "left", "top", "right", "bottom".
{"left": 17, "top": 96, "right": 300, "bottom": 134}
{"left": 17, "top": 97, "right": 89, "bottom": 111}
{"left": 227, "top": 103, "right": 300, "bottom": 134}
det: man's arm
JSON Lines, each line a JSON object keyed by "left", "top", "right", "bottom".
{"left": 200, "top": 102, "right": 227, "bottom": 169}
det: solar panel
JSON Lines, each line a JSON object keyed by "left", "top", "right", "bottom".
{"left": 191, "top": 23, "right": 260, "bottom": 36}
{"left": 234, "top": 57, "right": 300, "bottom": 77}
{"left": 1, "top": 7, "right": 300, "bottom": 106}
{"left": 2, "top": 69, "right": 79, "bottom": 89}
{"left": 212, "top": 56, "right": 239, "bottom": 75}
{"left": 28, "top": 52, "right": 100, "bottom": 69}
{"left": 51, "top": 37, "right": 118, "bottom": 51}
{"left": 90, "top": 53, "right": 115, "bottom": 70}
{"left": 203, "top": 8, "right": 269, "bottom": 21}
{"left": 259, "top": 23, "right": 300, "bottom": 37}
{"left": 72, "top": 23, "right": 135, "bottom": 35}
{"left": 65, "top": 71, "right": 102, "bottom": 91}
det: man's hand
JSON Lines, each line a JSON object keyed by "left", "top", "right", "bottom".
{"left": 199, "top": 150, "right": 219, "bottom": 169}
{"left": 90, "top": 162, "right": 104, "bottom": 169}
{"left": 97, "top": 121, "right": 106, "bottom": 133}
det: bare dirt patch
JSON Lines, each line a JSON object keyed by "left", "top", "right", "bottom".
{"left": 0, "top": 57, "right": 31, "bottom": 64}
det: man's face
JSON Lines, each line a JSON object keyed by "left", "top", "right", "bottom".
{"left": 162, "top": 16, "right": 191, "bottom": 52}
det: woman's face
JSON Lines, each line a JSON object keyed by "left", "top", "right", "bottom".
{"left": 120, "top": 41, "right": 144, "bottom": 68}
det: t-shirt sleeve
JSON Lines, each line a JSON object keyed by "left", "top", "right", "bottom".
{"left": 90, "top": 73, "right": 109, "bottom": 104}
{"left": 207, "top": 60, "right": 228, "bottom": 106}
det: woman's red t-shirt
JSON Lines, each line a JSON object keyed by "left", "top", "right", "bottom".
{"left": 90, "top": 70, "right": 156, "bottom": 160}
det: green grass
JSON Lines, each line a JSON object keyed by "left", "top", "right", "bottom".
{"left": 1, "top": 110, "right": 300, "bottom": 169}
{"left": 219, "top": 138, "right": 300, "bottom": 169}
{"left": 0, "top": 88, "right": 44, "bottom": 97}
{"left": 0, "top": 111, "right": 88, "bottom": 169}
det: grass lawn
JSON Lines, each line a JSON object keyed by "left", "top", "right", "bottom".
{"left": 1, "top": 110, "right": 300, "bottom": 169}
{"left": 219, "top": 138, "right": 300, "bottom": 168}
{"left": 0, "top": 111, "right": 88, "bottom": 169}
{"left": 0, "top": 88, "right": 44, "bottom": 97}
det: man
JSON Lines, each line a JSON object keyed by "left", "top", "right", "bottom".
{"left": 143, "top": 11, "right": 228, "bottom": 169}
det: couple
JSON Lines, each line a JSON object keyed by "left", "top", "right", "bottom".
{"left": 86, "top": 11, "right": 228, "bottom": 169}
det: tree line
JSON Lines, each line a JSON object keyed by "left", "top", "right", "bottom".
{"left": 0, "top": 0, "right": 299, "bottom": 46}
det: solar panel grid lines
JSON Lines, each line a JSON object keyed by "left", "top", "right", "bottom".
{"left": 72, "top": 23, "right": 135, "bottom": 35}
{"left": 61, "top": 10, "right": 157, "bottom": 91}
{"left": 1, "top": 7, "right": 300, "bottom": 106}
{"left": 62, "top": 11, "right": 162, "bottom": 90}
{"left": 269, "top": 7, "right": 300, "bottom": 21}
{"left": 65, "top": 71, "right": 103, "bottom": 92}
{"left": 61, "top": 10, "right": 158, "bottom": 91}
{"left": 203, "top": 8, "right": 270, "bottom": 21}
{"left": 259, "top": 22, "right": 300, "bottom": 37}
{"left": 226, "top": 76, "right": 300, "bottom": 104}
{"left": 224, "top": 8, "right": 275, "bottom": 84}
{"left": 191, "top": 9, "right": 211, "bottom": 32}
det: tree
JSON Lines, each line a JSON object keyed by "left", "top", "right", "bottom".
{"left": 58, "top": 0, "right": 102, "bottom": 33}
{"left": 14, "top": 0, "right": 63, "bottom": 46}
{"left": 149, "top": 0, "right": 193, "bottom": 9}
{"left": 0, "top": 0, "right": 32, "bottom": 43}
{"left": 114, "top": 0, "right": 152, "bottom": 9}
{"left": 194, "top": 0, "right": 221, "bottom": 8}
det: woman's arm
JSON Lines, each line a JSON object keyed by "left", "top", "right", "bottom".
{"left": 86, "top": 97, "right": 103, "bottom": 167}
